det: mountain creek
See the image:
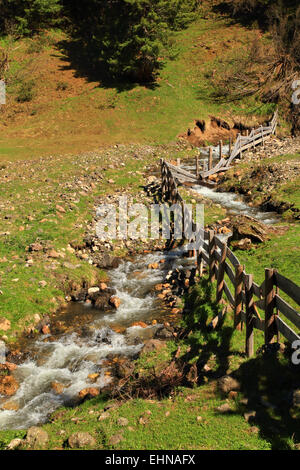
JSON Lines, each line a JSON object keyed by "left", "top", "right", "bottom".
{"left": 0, "top": 142, "right": 293, "bottom": 431}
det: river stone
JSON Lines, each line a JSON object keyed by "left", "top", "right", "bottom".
{"left": 230, "top": 215, "right": 270, "bottom": 243}
{"left": 68, "top": 432, "right": 96, "bottom": 449}
{"left": 26, "top": 427, "right": 49, "bottom": 448}
{"left": 88, "top": 287, "right": 100, "bottom": 294}
{"left": 0, "top": 375, "right": 19, "bottom": 396}
{"left": 155, "top": 327, "right": 174, "bottom": 339}
{"left": 109, "top": 296, "right": 121, "bottom": 309}
{"left": 142, "top": 339, "right": 166, "bottom": 353}
{"left": 78, "top": 387, "right": 100, "bottom": 400}
{"left": 6, "top": 438, "right": 23, "bottom": 450}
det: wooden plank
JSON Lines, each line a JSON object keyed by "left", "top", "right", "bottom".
{"left": 253, "top": 316, "right": 265, "bottom": 332}
{"left": 226, "top": 248, "right": 240, "bottom": 268}
{"left": 224, "top": 280, "right": 235, "bottom": 306}
{"left": 252, "top": 281, "right": 261, "bottom": 298}
{"left": 241, "top": 310, "right": 265, "bottom": 333}
{"left": 244, "top": 273, "right": 254, "bottom": 357}
{"left": 276, "top": 317, "right": 300, "bottom": 343}
{"left": 214, "top": 236, "right": 224, "bottom": 250}
{"left": 234, "top": 264, "right": 244, "bottom": 330}
{"left": 225, "top": 261, "right": 235, "bottom": 285}
{"left": 167, "top": 162, "right": 197, "bottom": 180}
{"left": 274, "top": 272, "right": 300, "bottom": 306}
{"left": 201, "top": 251, "right": 210, "bottom": 265}
{"left": 209, "top": 230, "right": 216, "bottom": 283}
{"left": 202, "top": 165, "right": 231, "bottom": 179}
{"left": 264, "top": 268, "right": 277, "bottom": 344}
{"left": 275, "top": 295, "right": 300, "bottom": 330}
{"left": 255, "top": 299, "right": 265, "bottom": 310}
{"left": 216, "top": 242, "right": 227, "bottom": 303}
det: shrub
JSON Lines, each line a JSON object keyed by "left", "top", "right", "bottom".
{"left": 16, "top": 79, "right": 35, "bottom": 102}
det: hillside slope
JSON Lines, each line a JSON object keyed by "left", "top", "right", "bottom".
{"left": 0, "top": 10, "right": 278, "bottom": 161}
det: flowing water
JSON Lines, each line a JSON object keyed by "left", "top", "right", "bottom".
{"left": 181, "top": 145, "right": 278, "bottom": 225}
{"left": 191, "top": 186, "right": 278, "bottom": 225}
{"left": 0, "top": 249, "right": 194, "bottom": 430}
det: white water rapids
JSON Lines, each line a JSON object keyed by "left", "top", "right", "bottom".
{"left": 0, "top": 250, "right": 190, "bottom": 430}
{"left": 192, "top": 186, "right": 278, "bottom": 225}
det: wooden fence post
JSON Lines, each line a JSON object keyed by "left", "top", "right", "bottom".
{"left": 197, "top": 250, "right": 203, "bottom": 277}
{"left": 229, "top": 137, "right": 232, "bottom": 156}
{"left": 196, "top": 155, "right": 199, "bottom": 178}
{"left": 244, "top": 273, "right": 254, "bottom": 357}
{"left": 219, "top": 140, "right": 223, "bottom": 161}
{"left": 260, "top": 125, "right": 264, "bottom": 148}
{"left": 264, "top": 268, "right": 276, "bottom": 344}
{"left": 216, "top": 242, "right": 227, "bottom": 303}
{"left": 208, "top": 147, "right": 213, "bottom": 170}
{"left": 234, "top": 264, "right": 244, "bottom": 330}
{"left": 177, "top": 158, "right": 180, "bottom": 167}
{"left": 208, "top": 230, "right": 216, "bottom": 283}
{"left": 238, "top": 134, "right": 242, "bottom": 158}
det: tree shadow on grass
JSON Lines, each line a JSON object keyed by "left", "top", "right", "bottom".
{"left": 230, "top": 350, "right": 300, "bottom": 450}
{"left": 53, "top": 38, "right": 159, "bottom": 94}
{"left": 178, "top": 277, "right": 300, "bottom": 449}
{"left": 178, "top": 277, "right": 237, "bottom": 384}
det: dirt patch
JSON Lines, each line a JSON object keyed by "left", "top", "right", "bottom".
{"left": 180, "top": 115, "right": 252, "bottom": 146}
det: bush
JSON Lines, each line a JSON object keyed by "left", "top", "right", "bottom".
{"left": 56, "top": 81, "right": 69, "bottom": 91}
{"left": 16, "top": 79, "right": 35, "bottom": 102}
{"left": 0, "top": 0, "right": 62, "bottom": 37}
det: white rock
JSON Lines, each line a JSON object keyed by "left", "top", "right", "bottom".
{"left": 88, "top": 287, "right": 100, "bottom": 294}
{"left": 6, "top": 438, "right": 23, "bottom": 450}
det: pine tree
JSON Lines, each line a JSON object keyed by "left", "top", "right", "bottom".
{"left": 0, "top": 0, "right": 62, "bottom": 36}
{"left": 63, "top": 0, "right": 198, "bottom": 81}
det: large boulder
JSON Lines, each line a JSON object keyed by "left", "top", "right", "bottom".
{"left": 26, "top": 427, "right": 49, "bottom": 448}
{"left": 230, "top": 215, "right": 270, "bottom": 243}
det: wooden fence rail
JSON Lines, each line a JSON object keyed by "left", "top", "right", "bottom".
{"left": 160, "top": 146, "right": 300, "bottom": 357}
{"left": 170, "top": 109, "right": 278, "bottom": 184}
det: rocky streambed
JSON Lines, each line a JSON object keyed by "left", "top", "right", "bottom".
{"left": 0, "top": 245, "right": 195, "bottom": 430}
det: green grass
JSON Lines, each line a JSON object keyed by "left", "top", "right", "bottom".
{"left": 2, "top": 278, "right": 299, "bottom": 450}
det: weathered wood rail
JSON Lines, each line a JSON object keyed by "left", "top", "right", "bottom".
{"left": 160, "top": 146, "right": 300, "bottom": 357}
{"left": 171, "top": 109, "right": 278, "bottom": 184}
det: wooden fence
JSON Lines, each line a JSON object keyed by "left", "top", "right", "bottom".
{"left": 160, "top": 146, "right": 300, "bottom": 357}
{"left": 170, "top": 109, "right": 278, "bottom": 184}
